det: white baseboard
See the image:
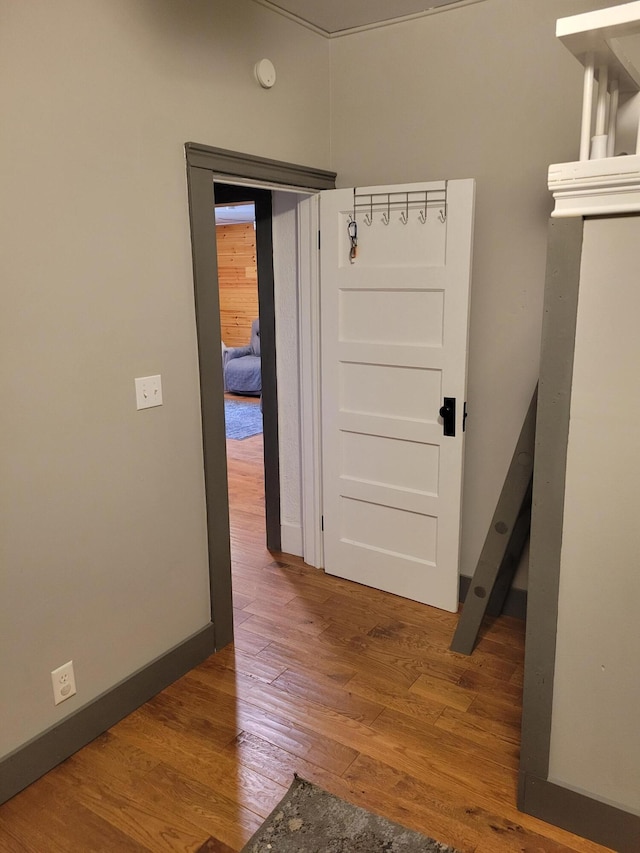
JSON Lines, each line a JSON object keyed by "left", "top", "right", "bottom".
{"left": 281, "top": 522, "right": 303, "bottom": 557}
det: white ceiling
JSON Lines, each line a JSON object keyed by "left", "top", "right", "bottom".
{"left": 215, "top": 203, "right": 255, "bottom": 225}
{"left": 256, "top": 0, "right": 479, "bottom": 35}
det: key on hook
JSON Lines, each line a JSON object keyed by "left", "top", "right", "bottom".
{"left": 348, "top": 219, "right": 358, "bottom": 262}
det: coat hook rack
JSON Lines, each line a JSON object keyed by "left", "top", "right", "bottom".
{"left": 351, "top": 184, "right": 448, "bottom": 227}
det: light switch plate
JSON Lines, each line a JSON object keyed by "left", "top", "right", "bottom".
{"left": 135, "top": 375, "right": 163, "bottom": 410}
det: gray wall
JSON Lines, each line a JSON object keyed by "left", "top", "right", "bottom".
{"left": 548, "top": 216, "right": 640, "bottom": 816}
{"left": 329, "top": 0, "right": 625, "bottom": 588}
{"left": 3, "top": 0, "right": 635, "bottom": 782}
{"left": 0, "top": 0, "right": 329, "bottom": 759}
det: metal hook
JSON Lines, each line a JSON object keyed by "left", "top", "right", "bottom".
{"left": 420, "top": 191, "right": 429, "bottom": 224}
{"left": 399, "top": 211, "right": 408, "bottom": 225}
{"left": 364, "top": 196, "right": 373, "bottom": 226}
{"left": 382, "top": 196, "right": 391, "bottom": 225}
{"left": 438, "top": 208, "right": 446, "bottom": 224}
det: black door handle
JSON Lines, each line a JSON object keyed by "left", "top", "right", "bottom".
{"left": 439, "top": 397, "right": 456, "bottom": 437}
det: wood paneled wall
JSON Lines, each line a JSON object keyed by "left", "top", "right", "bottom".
{"left": 217, "top": 223, "right": 259, "bottom": 347}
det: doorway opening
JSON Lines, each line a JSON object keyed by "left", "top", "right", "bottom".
{"left": 185, "top": 142, "right": 336, "bottom": 649}
{"left": 214, "top": 183, "right": 280, "bottom": 556}
{"left": 214, "top": 198, "right": 264, "bottom": 568}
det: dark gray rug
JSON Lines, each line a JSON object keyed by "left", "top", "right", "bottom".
{"left": 224, "top": 399, "right": 262, "bottom": 440}
{"left": 238, "top": 776, "right": 460, "bottom": 852}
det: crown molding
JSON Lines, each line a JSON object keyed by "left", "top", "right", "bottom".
{"left": 252, "top": 0, "right": 487, "bottom": 39}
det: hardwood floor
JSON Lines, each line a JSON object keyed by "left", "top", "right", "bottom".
{"left": 0, "top": 426, "right": 613, "bottom": 852}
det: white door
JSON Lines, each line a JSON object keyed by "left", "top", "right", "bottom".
{"left": 320, "top": 180, "right": 475, "bottom": 612}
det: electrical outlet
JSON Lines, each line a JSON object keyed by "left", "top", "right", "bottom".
{"left": 51, "top": 661, "right": 77, "bottom": 706}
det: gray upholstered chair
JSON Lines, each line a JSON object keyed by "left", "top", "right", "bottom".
{"left": 223, "top": 318, "right": 261, "bottom": 395}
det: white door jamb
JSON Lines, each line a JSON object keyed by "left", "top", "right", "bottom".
{"left": 297, "top": 194, "right": 324, "bottom": 568}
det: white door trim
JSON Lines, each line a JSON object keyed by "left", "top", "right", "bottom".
{"left": 212, "top": 181, "right": 323, "bottom": 564}
{"left": 297, "top": 194, "right": 324, "bottom": 568}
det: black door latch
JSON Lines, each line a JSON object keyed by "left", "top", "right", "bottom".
{"left": 439, "top": 397, "right": 456, "bottom": 437}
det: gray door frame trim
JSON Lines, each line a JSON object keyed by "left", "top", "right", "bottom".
{"left": 518, "top": 217, "right": 640, "bottom": 852}
{"left": 185, "top": 143, "right": 336, "bottom": 191}
{"left": 185, "top": 144, "right": 336, "bottom": 650}
{"left": 186, "top": 161, "right": 234, "bottom": 649}
{"left": 519, "top": 217, "right": 584, "bottom": 788}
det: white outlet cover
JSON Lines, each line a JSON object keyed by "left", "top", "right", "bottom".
{"left": 51, "top": 660, "right": 77, "bottom": 706}
{"left": 135, "top": 374, "right": 163, "bottom": 410}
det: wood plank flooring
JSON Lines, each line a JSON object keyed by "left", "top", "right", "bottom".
{"left": 0, "top": 418, "right": 613, "bottom": 852}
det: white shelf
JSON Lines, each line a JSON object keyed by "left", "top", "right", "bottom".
{"left": 550, "top": 2, "right": 640, "bottom": 216}
{"left": 557, "top": 1, "right": 640, "bottom": 91}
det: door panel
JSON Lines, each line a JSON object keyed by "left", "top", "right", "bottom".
{"left": 340, "top": 289, "right": 445, "bottom": 346}
{"left": 320, "top": 180, "right": 475, "bottom": 612}
{"left": 340, "top": 432, "right": 440, "bottom": 495}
